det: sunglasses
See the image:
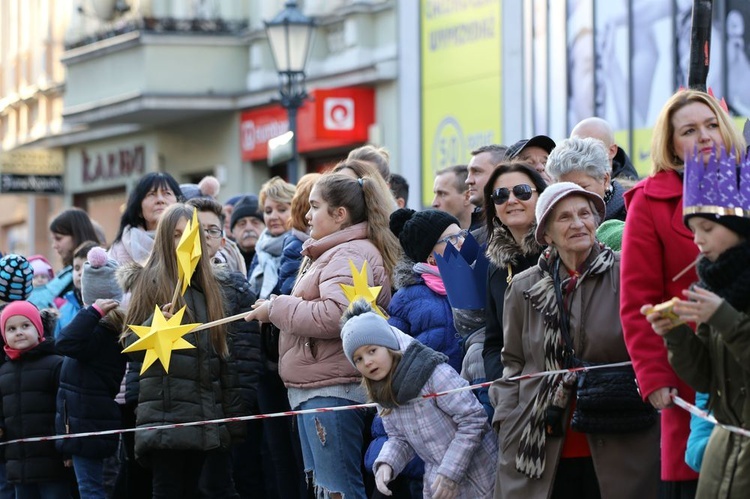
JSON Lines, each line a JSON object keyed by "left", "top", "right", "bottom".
{"left": 491, "top": 184, "right": 537, "bottom": 205}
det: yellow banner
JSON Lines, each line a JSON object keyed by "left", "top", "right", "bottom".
{"left": 421, "top": 0, "right": 502, "bottom": 206}
{"left": 0, "top": 149, "right": 64, "bottom": 175}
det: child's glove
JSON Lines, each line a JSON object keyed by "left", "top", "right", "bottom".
{"left": 432, "top": 474, "right": 458, "bottom": 499}
{"left": 374, "top": 464, "right": 393, "bottom": 496}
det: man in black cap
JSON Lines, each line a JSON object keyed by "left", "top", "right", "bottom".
{"left": 505, "top": 135, "right": 556, "bottom": 183}
{"left": 230, "top": 195, "right": 265, "bottom": 275}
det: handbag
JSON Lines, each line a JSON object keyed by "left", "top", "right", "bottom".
{"left": 571, "top": 363, "right": 657, "bottom": 434}
{"left": 551, "top": 259, "right": 657, "bottom": 434}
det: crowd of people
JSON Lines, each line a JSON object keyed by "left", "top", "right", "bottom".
{"left": 0, "top": 91, "right": 746, "bottom": 499}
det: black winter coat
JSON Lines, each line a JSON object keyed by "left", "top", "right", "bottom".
{"left": 0, "top": 340, "right": 66, "bottom": 484}
{"left": 55, "top": 307, "right": 126, "bottom": 459}
{"left": 124, "top": 285, "right": 246, "bottom": 464}
{"left": 216, "top": 269, "right": 261, "bottom": 413}
{"left": 482, "top": 225, "right": 544, "bottom": 382}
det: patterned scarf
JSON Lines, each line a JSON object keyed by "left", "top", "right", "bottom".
{"left": 515, "top": 243, "right": 615, "bottom": 479}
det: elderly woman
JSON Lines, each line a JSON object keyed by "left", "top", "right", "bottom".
{"left": 545, "top": 137, "right": 627, "bottom": 222}
{"left": 489, "top": 182, "right": 659, "bottom": 499}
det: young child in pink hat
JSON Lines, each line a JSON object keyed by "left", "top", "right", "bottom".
{"left": 0, "top": 301, "right": 69, "bottom": 497}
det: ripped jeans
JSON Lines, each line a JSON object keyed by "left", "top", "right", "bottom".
{"left": 296, "top": 397, "right": 368, "bottom": 499}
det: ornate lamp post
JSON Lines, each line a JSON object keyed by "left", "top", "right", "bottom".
{"left": 265, "top": 1, "right": 315, "bottom": 184}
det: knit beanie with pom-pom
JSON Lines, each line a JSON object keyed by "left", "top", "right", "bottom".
{"left": 81, "top": 247, "right": 123, "bottom": 306}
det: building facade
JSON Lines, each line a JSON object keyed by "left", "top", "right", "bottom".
{"left": 2, "top": 0, "right": 747, "bottom": 258}
{"left": 0, "top": 0, "right": 399, "bottom": 262}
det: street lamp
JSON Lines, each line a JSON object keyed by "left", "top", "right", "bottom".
{"left": 265, "top": 1, "right": 315, "bottom": 184}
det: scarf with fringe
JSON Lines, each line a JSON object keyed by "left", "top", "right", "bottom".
{"left": 515, "top": 244, "right": 615, "bottom": 479}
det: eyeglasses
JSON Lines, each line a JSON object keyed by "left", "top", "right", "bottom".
{"left": 491, "top": 184, "right": 537, "bottom": 205}
{"left": 437, "top": 229, "right": 469, "bottom": 246}
{"left": 203, "top": 227, "right": 223, "bottom": 239}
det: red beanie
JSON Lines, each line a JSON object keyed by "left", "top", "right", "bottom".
{"left": 1, "top": 301, "right": 44, "bottom": 344}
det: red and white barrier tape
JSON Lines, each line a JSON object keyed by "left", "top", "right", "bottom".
{"left": 7, "top": 360, "right": 742, "bottom": 446}
{"left": 672, "top": 395, "right": 750, "bottom": 439}
{"left": 0, "top": 360, "right": 625, "bottom": 446}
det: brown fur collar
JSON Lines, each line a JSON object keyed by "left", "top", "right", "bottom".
{"left": 485, "top": 223, "right": 544, "bottom": 269}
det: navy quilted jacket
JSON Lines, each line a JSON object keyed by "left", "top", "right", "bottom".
{"left": 386, "top": 263, "right": 461, "bottom": 371}
{"left": 55, "top": 306, "right": 126, "bottom": 458}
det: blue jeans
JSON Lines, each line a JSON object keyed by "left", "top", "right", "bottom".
{"left": 73, "top": 455, "right": 105, "bottom": 499}
{"left": 296, "top": 396, "right": 368, "bottom": 499}
{"left": 14, "top": 481, "right": 70, "bottom": 499}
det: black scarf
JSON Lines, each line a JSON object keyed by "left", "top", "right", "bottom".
{"left": 382, "top": 341, "right": 447, "bottom": 409}
{"left": 697, "top": 240, "right": 750, "bottom": 311}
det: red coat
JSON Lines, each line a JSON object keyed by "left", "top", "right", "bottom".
{"left": 620, "top": 170, "right": 699, "bottom": 482}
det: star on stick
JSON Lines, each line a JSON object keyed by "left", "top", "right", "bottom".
{"left": 176, "top": 208, "right": 202, "bottom": 295}
{"left": 122, "top": 305, "right": 200, "bottom": 374}
{"left": 340, "top": 260, "right": 386, "bottom": 318}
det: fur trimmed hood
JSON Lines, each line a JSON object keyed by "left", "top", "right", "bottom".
{"left": 486, "top": 223, "right": 544, "bottom": 269}
{"left": 392, "top": 257, "right": 423, "bottom": 290}
{"left": 116, "top": 261, "right": 141, "bottom": 295}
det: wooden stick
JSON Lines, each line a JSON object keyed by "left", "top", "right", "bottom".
{"left": 169, "top": 277, "right": 182, "bottom": 312}
{"left": 190, "top": 311, "right": 249, "bottom": 333}
{"left": 672, "top": 258, "right": 699, "bottom": 282}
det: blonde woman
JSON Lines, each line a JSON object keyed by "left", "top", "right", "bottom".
{"left": 248, "top": 176, "right": 296, "bottom": 300}
{"left": 620, "top": 89, "right": 746, "bottom": 498}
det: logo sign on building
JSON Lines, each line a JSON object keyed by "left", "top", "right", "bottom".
{"left": 0, "top": 149, "right": 65, "bottom": 194}
{"left": 323, "top": 97, "right": 355, "bottom": 131}
{"left": 240, "top": 86, "right": 375, "bottom": 162}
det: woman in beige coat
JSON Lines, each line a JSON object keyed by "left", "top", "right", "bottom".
{"left": 489, "top": 182, "right": 660, "bottom": 499}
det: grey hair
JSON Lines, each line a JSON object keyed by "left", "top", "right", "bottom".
{"left": 546, "top": 137, "right": 611, "bottom": 181}
{"left": 340, "top": 298, "right": 375, "bottom": 327}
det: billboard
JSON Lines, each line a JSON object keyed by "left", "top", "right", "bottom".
{"left": 420, "top": 0, "right": 502, "bottom": 206}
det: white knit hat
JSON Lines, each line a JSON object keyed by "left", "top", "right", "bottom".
{"left": 534, "top": 182, "right": 606, "bottom": 245}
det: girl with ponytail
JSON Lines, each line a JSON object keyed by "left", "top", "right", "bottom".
{"left": 245, "top": 171, "right": 401, "bottom": 499}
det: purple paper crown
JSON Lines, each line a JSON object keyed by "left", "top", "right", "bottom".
{"left": 434, "top": 232, "right": 489, "bottom": 310}
{"left": 683, "top": 147, "right": 750, "bottom": 219}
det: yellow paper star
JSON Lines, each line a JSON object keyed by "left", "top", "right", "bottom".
{"left": 340, "top": 259, "right": 386, "bottom": 318}
{"left": 176, "top": 208, "right": 202, "bottom": 294}
{"left": 122, "top": 305, "right": 200, "bottom": 374}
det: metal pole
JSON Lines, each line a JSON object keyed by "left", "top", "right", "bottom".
{"left": 688, "top": 0, "right": 713, "bottom": 91}
{"left": 286, "top": 103, "right": 299, "bottom": 185}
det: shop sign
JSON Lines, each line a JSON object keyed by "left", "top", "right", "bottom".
{"left": 240, "top": 86, "right": 375, "bottom": 162}
{"left": 82, "top": 145, "right": 145, "bottom": 183}
{"left": 0, "top": 149, "right": 64, "bottom": 194}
